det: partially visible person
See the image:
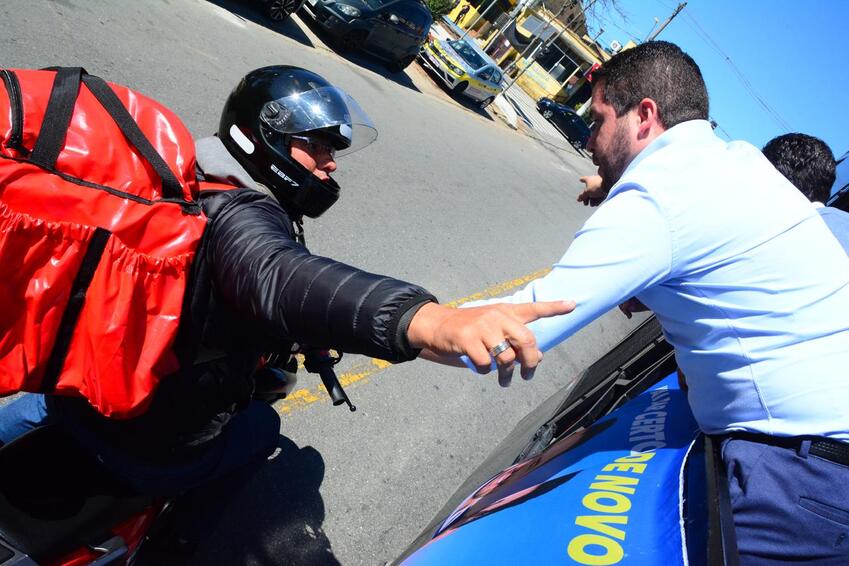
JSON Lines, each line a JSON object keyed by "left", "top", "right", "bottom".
{"left": 0, "top": 66, "right": 572, "bottom": 555}
{"left": 576, "top": 174, "right": 606, "bottom": 206}
{"left": 439, "top": 42, "right": 849, "bottom": 563}
{"left": 762, "top": 132, "right": 849, "bottom": 254}
{"left": 453, "top": 2, "right": 471, "bottom": 25}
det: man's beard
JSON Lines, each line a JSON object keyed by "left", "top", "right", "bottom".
{"left": 597, "top": 119, "right": 632, "bottom": 193}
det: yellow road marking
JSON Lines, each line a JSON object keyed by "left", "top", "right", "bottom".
{"left": 276, "top": 267, "right": 551, "bottom": 416}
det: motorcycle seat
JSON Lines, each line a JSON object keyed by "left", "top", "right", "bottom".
{"left": 0, "top": 425, "right": 155, "bottom": 562}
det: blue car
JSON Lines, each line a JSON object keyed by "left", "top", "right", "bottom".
{"left": 397, "top": 317, "right": 740, "bottom": 566}
{"left": 537, "top": 97, "right": 592, "bottom": 150}
{"left": 301, "top": 0, "right": 432, "bottom": 71}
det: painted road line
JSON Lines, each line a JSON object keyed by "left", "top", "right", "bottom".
{"left": 276, "top": 267, "right": 552, "bottom": 415}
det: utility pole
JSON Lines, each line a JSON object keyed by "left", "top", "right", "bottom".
{"left": 644, "top": 2, "right": 686, "bottom": 42}
{"left": 503, "top": 0, "right": 598, "bottom": 91}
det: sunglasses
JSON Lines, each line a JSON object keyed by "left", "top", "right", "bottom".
{"left": 290, "top": 135, "right": 337, "bottom": 159}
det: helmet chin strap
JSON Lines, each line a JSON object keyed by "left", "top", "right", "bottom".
{"left": 293, "top": 217, "right": 306, "bottom": 245}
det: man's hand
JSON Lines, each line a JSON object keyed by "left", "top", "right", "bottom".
{"left": 618, "top": 297, "right": 649, "bottom": 319}
{"left": 407, "top": 301, "right": 575, "bottom": 381}
{"left": 577, "top": 175, "right": 607, "bottom": 206}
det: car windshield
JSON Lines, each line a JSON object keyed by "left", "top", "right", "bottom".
{"left": 448, "top": 40, "right": 486, "bottom": 70}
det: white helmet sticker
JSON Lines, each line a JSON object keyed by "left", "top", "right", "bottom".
{"left": 230, "top": 124, "right": 255, "bottom": 155}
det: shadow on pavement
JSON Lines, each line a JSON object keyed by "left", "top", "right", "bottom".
{"left": 297, "top": 14, "right": 422, "bottom": 93}
{"left": 205, "top": 0, "right": 316, "bottom": 49}
{"left": 189, "top": 436, "right": 340, "bottom": 566}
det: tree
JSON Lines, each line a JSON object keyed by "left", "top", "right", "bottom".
{"left": 425, "top": 0, "right": 454, "bottom": 18}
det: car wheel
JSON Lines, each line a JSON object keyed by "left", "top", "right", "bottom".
{"left": 542, "top": 109, "right": 554, "bottom": 119}
{"left": 451, "top": 81, "right": 468, "bottom": 96}
{"left": 479, "top": 96, "right": 495, "bottom": 109}
{"left": 388, "top": 54, "right": 416, "bottom": 73}
{"left": 267, "top": 0, "right": 302, "bottom": 21}
{"left": 338, "top": 29, "right": 367, "bottom": 52}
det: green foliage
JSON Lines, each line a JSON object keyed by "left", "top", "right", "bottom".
{"left": 425, "top": 0, "right": 454, "bottom": 18}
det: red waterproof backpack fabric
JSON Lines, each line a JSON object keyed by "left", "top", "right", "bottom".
{"left": 0, "top": 67, "right": 209, "bottom": 418}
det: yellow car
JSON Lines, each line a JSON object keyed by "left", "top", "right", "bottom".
{"left": 418, "top": 38, "right": 504, "bottom": 108}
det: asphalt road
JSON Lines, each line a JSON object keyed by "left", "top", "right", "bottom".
{"left": 1, "top": 1, "right": 643, "bottom": 564}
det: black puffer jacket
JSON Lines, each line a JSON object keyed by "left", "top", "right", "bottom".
{"left": 52, "top": 140, "right": 435, "bottom": 456}
{"left": 189, "top": 187, "right": 433, "bottom": 363}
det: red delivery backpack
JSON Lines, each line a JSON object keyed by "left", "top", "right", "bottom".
{"left": 0, "top": 67, "right": 213, "bottom": 418}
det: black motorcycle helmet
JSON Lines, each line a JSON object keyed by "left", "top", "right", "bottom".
{"left": 218, "top": 66, "right": 377, "bottom": 218}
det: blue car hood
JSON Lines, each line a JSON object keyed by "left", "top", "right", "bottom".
{"left": 402, "top": 374, "right": 701, "bottom": 566}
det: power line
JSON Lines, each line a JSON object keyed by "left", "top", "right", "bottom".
{"left": 680, "top": 11, "right": 793, "bottom": 132}
{"left": 588, "top": 12, "right": 642, "bottom": 43}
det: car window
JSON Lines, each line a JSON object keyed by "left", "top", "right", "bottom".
{"left": 386, "top": 2, "right": 431, "bottom": 35}
{"left": 478, "top": 67, "right": 493, "bottom": 81}
{"left": 491, "top": 70, "right": 502, "bottom": 83}
{"left": 448, "top": 40, "right": 486, "bottom": 70}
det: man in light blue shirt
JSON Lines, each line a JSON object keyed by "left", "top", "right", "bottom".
{"left": 457, "top": 42, "right": 849, "bottom": 562}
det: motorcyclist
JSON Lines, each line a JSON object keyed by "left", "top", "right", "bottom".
{"left": 0, "top": 66, "right": 571, "bottom": 551}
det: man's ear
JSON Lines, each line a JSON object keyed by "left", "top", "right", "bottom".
{"left": 636, "top": 98, "right": 662, "bottom": 140}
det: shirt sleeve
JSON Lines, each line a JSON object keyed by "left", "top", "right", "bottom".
{"left": 468, "top": 184, "right": 673, "bottom": 360}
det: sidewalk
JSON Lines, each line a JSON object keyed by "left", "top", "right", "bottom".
{"left": 500, "top": 84, "right": 568, "bottom": 146}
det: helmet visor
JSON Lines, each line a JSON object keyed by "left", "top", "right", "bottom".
{"left": 259, "top": 86, "right": 377, "bottom": 156}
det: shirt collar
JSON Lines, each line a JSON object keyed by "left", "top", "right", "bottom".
{"left": 619, "top": 119, "right": 716, "bottom": 179}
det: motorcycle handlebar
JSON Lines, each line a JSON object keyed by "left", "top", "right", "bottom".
{"left": 303, "top": 350, "right": 356, "bottom": 412}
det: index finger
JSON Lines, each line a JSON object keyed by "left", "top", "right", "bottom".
{"left": 508, "top": 300, "right": 576, "bottom": 323}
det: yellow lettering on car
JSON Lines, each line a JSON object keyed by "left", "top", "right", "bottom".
{"left": 582, "top": 491, "right": 631, "bottom": 514}
{"left": 567, "top": 534, "right": 625, "bottom": 565}
{"left": 574, "top": 515, "right": 628, "bottom": 540}
{"left": 567, "top": 452, "right": 657, "bottom": 564}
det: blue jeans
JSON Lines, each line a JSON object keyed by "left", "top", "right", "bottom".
{"left": 722, "top": 436, "right": 849, "bottom": 564}
{"left": 0, "top": 394, "right": 281, "bottom": 542}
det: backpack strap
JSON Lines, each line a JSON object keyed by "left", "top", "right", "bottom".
{"left": 81, "top": 74, "right": 186, "bottom": 203}
{"left": 40, "top": 227, "right": 112, "bottom": 393}
{"left": 30, "top": 67, "right": 188, "bottom": 203}
{"left": 30, "top": 67, "right": 83, "bottom": 170}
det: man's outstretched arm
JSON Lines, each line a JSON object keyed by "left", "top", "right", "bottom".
{"left": 407, "top": 301, "right": 576, "bottom": 378}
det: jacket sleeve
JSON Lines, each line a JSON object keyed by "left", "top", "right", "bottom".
{"left": 205, "top": 189, "right": 436, "bottom": 362}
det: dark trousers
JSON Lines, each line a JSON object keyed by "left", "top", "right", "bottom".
{"left": 721, "top": 436, "right": 849, "bottom": 564}
{"left": 0, "top": 394, "right": 281, "bottom": 542}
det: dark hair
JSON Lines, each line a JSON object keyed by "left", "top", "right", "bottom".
{"left": 762, "top": 133, "right": 836, "bottom": 203}
{"left": 593, "top": 41, "right": 709, "bottom": 128}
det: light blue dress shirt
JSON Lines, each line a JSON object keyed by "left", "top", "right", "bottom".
{"left": 818, "top": 206, "right": 849, "bottom": 255}
{"left": 473, "top": 120, "right": 849, "bottom": 439}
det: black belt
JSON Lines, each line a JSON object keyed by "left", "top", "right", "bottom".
{"left": 722, "top": 432, "right": 849, "bottom": 467}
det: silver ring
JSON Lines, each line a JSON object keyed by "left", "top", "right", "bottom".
{"left": 489, "top": 340, "right": 512, "bottom": 357}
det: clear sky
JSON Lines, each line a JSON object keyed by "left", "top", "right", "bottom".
{"left": 583, "top": 0, "right": 849, "bottom": 159}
